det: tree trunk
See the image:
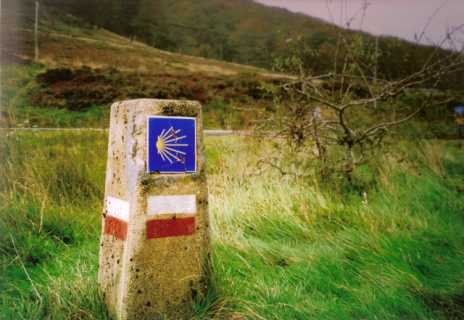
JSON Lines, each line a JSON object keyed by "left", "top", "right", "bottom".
{"left": 312, "top": 107, "right": 328, "bottom": 177}
{"left": 344, "top": 143, "right": 354, "bottom": 183}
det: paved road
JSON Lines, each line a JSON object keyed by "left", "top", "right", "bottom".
{"left": 0, "top": 128, "right": 251, "bottom": 136}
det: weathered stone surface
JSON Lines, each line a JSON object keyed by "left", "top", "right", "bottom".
{"left": 98, "top": 99, "right": 210, "bottom": 320}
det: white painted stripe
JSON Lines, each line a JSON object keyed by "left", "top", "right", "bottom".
{"left": 147, "top": 195, "right": 197, "bottom": 215}
{"left": 106, "top": 196, "right": 130, "bottom": 222}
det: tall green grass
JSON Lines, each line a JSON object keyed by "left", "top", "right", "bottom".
{"left": 0, "top": 133, "right": 463, "bottom": 319}
{"left": 0, "top": 132, "right": 107, "bottom": 319}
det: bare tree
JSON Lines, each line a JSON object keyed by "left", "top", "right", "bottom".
{"left": 260, "top": 18, "right": 463, "bottom": 183}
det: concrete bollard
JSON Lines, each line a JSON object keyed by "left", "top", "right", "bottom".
{"left": 98, "top": 99, "right": 210, "bottom": 320}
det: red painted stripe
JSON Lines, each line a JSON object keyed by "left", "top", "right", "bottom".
{"left": 104, "top": 216, "right": 128, "bottom": 240}
{"left": 146, "top": 217, "right": 195, "bottom": 239}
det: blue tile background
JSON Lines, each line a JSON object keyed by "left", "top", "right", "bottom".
{"left": 147, "top": 116, "right": 196, "bottom": 173}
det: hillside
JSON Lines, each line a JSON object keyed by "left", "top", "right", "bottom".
{"left": 32, "top": 0, "right": 463, "bottom": 88}
{"left": 2, "top": 7, "right": 289, "bottom": 128}
{"left": 1, "top": 1, "right": 462, "bottom": 131}
{"left": 4, "top": 5, "right": 281, "bottom": 77}
{"left": 35, "top": 0, "right": 335, "bottom": 68}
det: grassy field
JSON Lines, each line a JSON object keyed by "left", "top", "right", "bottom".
{"left": 0, "top": 132, "right": 463, "bottom": 319}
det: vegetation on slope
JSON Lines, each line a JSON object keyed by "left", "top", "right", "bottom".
{"left": 32, "top": 0, "right": 464, "bottom": 90}
{"left": 0, "top": 132, "right": 463, "bottom": 319}
{"left": 2, "top": 9, "right": 293, "bottom": 129}
{"left": 3, "top": 2, "right": 463, "bottom": 130}
{"left": 1, "top": 62, "right": 280, "bottom": 128}
{"left": 4, "top": 5, "right": 274, "bottom": 77}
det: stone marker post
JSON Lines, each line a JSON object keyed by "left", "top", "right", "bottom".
{"left": 98, "top": 99, "right": 210, "bottom": 320}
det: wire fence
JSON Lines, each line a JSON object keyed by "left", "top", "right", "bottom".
{"left": 0, "top": 128, "right": 252, "bottom": 136}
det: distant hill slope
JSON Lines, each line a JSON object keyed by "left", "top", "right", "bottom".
{"left": 2, "top": 8, "right": 287, "bottom": 128}
{"left": 32, "top": 0, "right": 462, "bottom": 87}
{"left": 37, "top": 0, "right": 334, "bottom": 68}
{"left": 1, "top": 1, "right": 461, "bottom": 130}
{"left": 4, "top": 7, "right": 282, "bottom": 78}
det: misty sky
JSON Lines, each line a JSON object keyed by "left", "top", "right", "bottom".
{"left": 255, "top": 0, "right": 463, "bottom": 47}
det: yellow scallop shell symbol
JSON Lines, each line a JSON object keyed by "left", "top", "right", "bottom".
{"left": 156, "top": 127, "right": 188, "bottom": 164}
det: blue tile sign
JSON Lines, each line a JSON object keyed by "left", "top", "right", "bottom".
{"left": 455, "top": 106, "right": 464, "bottom": 115}
{"left": 147, "top": 116, "right": 197, "bottom": 173}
